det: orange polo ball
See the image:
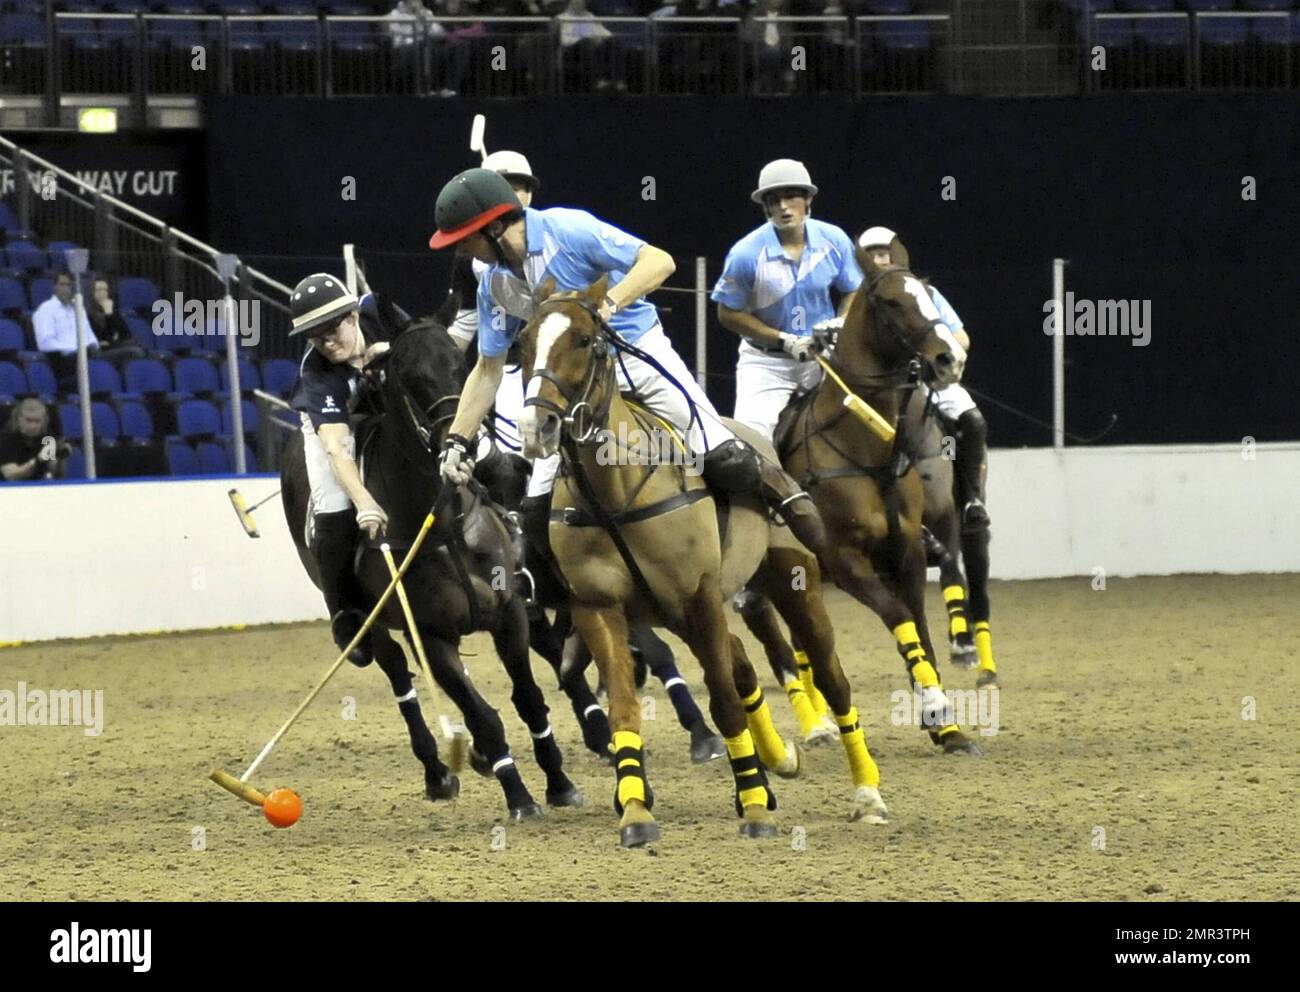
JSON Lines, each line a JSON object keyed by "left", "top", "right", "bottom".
{"left": 263, "top": 788, "right": 302, "bottom": 828}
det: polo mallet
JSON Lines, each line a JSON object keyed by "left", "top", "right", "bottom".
{"left": 209, "top": 512, "right": 437, "bottom": 806}
{"left": 379, "top": 542, "right": 468, "bottom": 773}
{"left": 470, "top": 113, "right": 488, "bottom": 162}
{"left": 814, "top": 354, "right": 896, "bottom": 443}
{"left": 228, "top": 488, "right": 280, "bottom": 539}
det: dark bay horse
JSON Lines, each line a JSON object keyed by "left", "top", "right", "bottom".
{"left": 774, "top": 233, "right": 983, "bottom": 756}
{"left": 520, "top": 277, "right": 889, "bottom": 848}
{"left": 281, "top": 303, "right": 585, "bottom": 819}
{"left": 901, "top": 387, "right": 999, "bottom": 687}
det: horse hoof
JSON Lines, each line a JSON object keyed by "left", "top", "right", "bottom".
{"left": 849, "top": 786, "right": 889, "bottom": 824}
{"left": 950, "top": 640, "right": 978, "bottom": 669}
{"left": 772, "top": 740, "right": 802, "bottom": 779}
{"left": 976, "top": 670, "right": 999, "bottom": 689}
{"left": 469, "top": 748, "right": 495, "bottom": 778}
{"left": 689, "top": 723, "right": 727, "bottom": 764}
{"left": 738, "top": 808, "right": 779, "bottom": 839}
{"left": 546, "top": 785, "right": 585, "bottom": 808}
{"left": 620, "top": 821, "right": 660, "bottom": 848}
{"left": 508, "top": 801, "right": 545, "bottom": 821}
{"left": 940, "top": 731, "right": 984, "bottom": 757}
{"left": 425, "top": 773, "right": 460, "bottom": 802}
{"left": 803, "top": 721, "right": 838, "bottom": 748}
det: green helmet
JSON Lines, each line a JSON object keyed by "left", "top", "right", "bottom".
{"left": 428, "top": 168, "right": 521, "bottom": 250}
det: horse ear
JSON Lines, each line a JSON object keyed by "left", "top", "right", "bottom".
{"left": 890, "top": 236, "right": 911, "bottom": 271}
{"left": 435, "top": 288, "right": 460, "bottom": 331}
{"left": 535, "top": 277, "right": 558, "bottom": 305}
{"left": 585, "top": 273, "right": 610, "bottom": 305}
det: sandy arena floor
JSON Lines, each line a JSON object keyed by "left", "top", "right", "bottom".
{"left": 2, "top": 574, "right": 1296, "bottom": 902}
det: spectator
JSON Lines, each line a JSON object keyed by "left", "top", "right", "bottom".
{"left": 86, "top": 278, "right": 135, "bottom": 351}
{"left": 744, "top": 0, "right": 794, "bottom": 93}
{"left": 32, "top": 271, "right": 99, "bottom": 390}
{"left": 0, "top": 399, "right": 67, "bottom": 482}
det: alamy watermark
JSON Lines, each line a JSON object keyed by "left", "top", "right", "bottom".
{"left": 1043, "top": 293, "right": 1151, "bottom": 347}
{"left": 0, "top": 683, "right": 103, "bottom": 737}
{"left": 891, "top": 684, "right": 999, "bottom": 737}
{"left": 151, "top": 294, "right": 261, "bottom": 348}
{"left": 592, "top": 422, "right": 703, "bottom": 476}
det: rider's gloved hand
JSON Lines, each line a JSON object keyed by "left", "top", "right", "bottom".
{"left": 810, "top": 316, "right": 844, "bottom": 354}
{"left": 439, "top": 433, "right": 475, "bottom": 487}
{"left": 355, "top": 500, "right": 388, "bottom": 541}
{"left": 779, "top": 332, "right": 817, "bottom": 362}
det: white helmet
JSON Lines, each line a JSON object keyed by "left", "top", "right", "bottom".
{"left": 751, "top": 159, "right": 818, "bottom": 204}
{"left": 858, "top": 226, "right": 897, "bottom": 249}
{"left": 482, "top": 150, "right": 540, "bottom": 192}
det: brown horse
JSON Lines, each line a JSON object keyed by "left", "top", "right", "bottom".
{"left": 775, "top": 234, "right": 983, "bottom": 756}
{"left": 519, "top": 276, "right": 889, "bottom": 847}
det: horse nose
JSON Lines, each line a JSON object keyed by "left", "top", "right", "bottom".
{"left": 539, "top": 410, "right": 561, "bottom": 445}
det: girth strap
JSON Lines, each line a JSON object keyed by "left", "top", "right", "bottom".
{"left": 551, "top": 486, "right": 712, "bottom": 529}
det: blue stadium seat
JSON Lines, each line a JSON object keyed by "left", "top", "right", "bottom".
{"left": 117, "top": 277, "right": 160, "bottom": 315}
{"left": 218, "top": 356, "right": 261, "bottom": 393}
{"left": 124, "top": 358, "right": 172, "bottom": 395}
{"left": 196, "top": 440, "right": 231, "bottom": 474}
{"left": 0, "top": 277, "right": 27, "bottom": 314}
{"left": 176, "top": 398, "right": 221, "bottom": 438}
{"left": 165, "top": 437, "right": 200, "bottom": 475}
{"left": 223, "top": 437, "right": 258, "bottom": 471}
{"left": 221, "top": 398, "right": 259, "bottom": 436}
{"left": 58, "top": 401, "right": 119, "bottom": 442}
{"left": 45, "top": 242, "right": 85, "bottom": 270}
{"left": 116, "top": 399, "right": 154, "bottom": 440}
{"left": 27, "top": 276, "right": 53, "bottom": 309}
{"left": 173, "top": 356, "right": 220, "bottom": 394}
{"left": 261, "top": 358, "right": 299, "bottom": 396}
{"left": 0, "top": 15, "right": 46, "bottom": 45}
{"left": 0, "top": 319, "right": 25, "bottom": 353}
{"left": 0, "top": 203, "right": 20, "bottom": 233}
{"left": 0, "top": 361, "right": 26, "bottom": 396}
{"left": 124, "top": 315, "right": 156, "bottom": 351}
{"left": 22, "top": 359, "right": 56, "bottom": 397}
{"left": 86, "top": 357, "right": 124, "bottom": 396}
{"left": 65, "top": 443, "right": 87, "bottom": 480}
{"left": 4, "top": 240, "right": 45, "bottom": 273}
{"left": 1199, "top": 17, "right": 1249, "bottom": 46}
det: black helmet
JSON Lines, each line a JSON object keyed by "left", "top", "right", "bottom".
{"left": 428, "top": 168, "right": 522, "bottom": 250}
{"left": 288, "top": 272, "right": 358, "bottom": 337}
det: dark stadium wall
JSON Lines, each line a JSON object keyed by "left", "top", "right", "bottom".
{"left": 202, "top": 95, "right": 1299, "bottom": 447}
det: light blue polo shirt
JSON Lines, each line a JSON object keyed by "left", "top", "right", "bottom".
{"left": 476, "top": 206, "right": 660, "bottom": 359}
{"left": 711, "top": 218, "right": 863, "bottom": 337}
{"left": 928, "top": 285, "right": 963, "bottom": 331}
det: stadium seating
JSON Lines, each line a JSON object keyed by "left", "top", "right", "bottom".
{"left": 116, "top": 399, "right": 155, "bottom": 441}
{"left": 28, "top": 276, "right": 54, "bottom": 309}
{"left": 172, "top": 356, "right": 221, "bottom": 395}
{"left": 221, "top": 398, "right": 259, "bottom": 436}
{"left": 0, "top": 277, "right": 27, "bottom": 315}
{"left": 0, "top": 360, "right": 26, "bottom": 398}
{"left": 117, "top": 277, "right": 161, "bottom": 316}
{"left": 22, "top": 359, "right": 56, "bottom": 398}
{"left": 261, "top": 358, "right": 298, "bottom": 397}
{"left": 123, "top": 357, "right": 172, "bottom": 396}
{"left": 164, "top": 437, "right": 200, "bottom": 475}
{"left": 0, "top": 319, "right": 25, "bottom": 353}
{"left": 218, "top": 356, "right": 261, "bottom": 393}
{"left": 175, "top": 398, "right": 221, "bottom": 439}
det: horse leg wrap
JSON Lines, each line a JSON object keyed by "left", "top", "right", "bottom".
{"left": 835, "top": 707, "right": 880, "bottom": 789}
{"left": 612, "top": 730, "right": 653, "bottom": 815}
{"left": 893, "top": 621, "right": 940, "bottom": 690}
{"left": 794, "top": 650, "right": 829, "bottom": 716}
{"left": 740, "top": 687, "right": 788, "bottom": 770}
{"left": 783, "top": 676, "right": 822, "bottom": 738}
{"left": 974, "top": 620, "right": 996, "bottom": 673}
{"left": 725, "top": 730, "right": 776, "bottom": 816}
{"left": 943, "top": 584, "right": 970, "bottom": 640}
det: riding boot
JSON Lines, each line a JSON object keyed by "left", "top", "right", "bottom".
{"left": 311, "top": 509, "right": 373, "bottom": 667}
{"left": 702, "top": 439, "right": 829, "bottom": 558}
{"left": 953, "top": 408, "right": 990, "bottom": 532}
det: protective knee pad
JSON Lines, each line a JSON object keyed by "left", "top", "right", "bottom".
{"left": 702, "top": 438, "right": 761, "bottom": 493}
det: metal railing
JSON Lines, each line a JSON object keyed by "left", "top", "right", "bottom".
{"left": 0, "top": 134, "right": 292, "bottom": 477}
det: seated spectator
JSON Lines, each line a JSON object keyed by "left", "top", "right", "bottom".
{"left": 0, "top": 399, "right": 67, "bottom": 482}
{"left": 86, "top": 277, "right": 138, "bottom": 352}
{"left": 32, "top": 271, "right": 99, "bottom": 390}
{"left": 744, "top": 0, "right": 794, "bottom": 93}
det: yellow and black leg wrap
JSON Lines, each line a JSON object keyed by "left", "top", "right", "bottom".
{"left": 725, "top": 731, "right": 776, "bottom": 817}
{"left": 893, "top": 621, "right": 940, "bottom": 689}
{"left": 612, "top": 730, "right": 654, "bottom": 815}
{"left": 835, "top": 707, "right": 880, "bottom": 789}
{"left": 974, "top": 620, "right": 996, "bottom": 672}
{"left": 741, "top": 686, "right": 788, "bottom": 770}
{"left": 943, "top": 584, "right": 969, "bottom": 641}
{"left": 794, "top": 650, "right": 829, "bottom": 716}
{"left": 783, "top": 676, "right": 822, "bottom": 737}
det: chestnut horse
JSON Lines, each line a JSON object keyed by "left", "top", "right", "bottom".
{"left": 774, "top": 234, "right": 983, "bottom": 756}
{"left": 519, "top": 276, "right": 889, "bottom": 847}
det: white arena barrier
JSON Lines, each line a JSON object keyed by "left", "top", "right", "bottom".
{"left": 1, "top": 442, "right": 1297, "bottom": 644}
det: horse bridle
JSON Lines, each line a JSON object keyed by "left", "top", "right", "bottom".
{"left": 523, "top": 296, "right": 616, "bottom": 446}
{"left": 846, "top": 264, "right": 951, "bottom": 388}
